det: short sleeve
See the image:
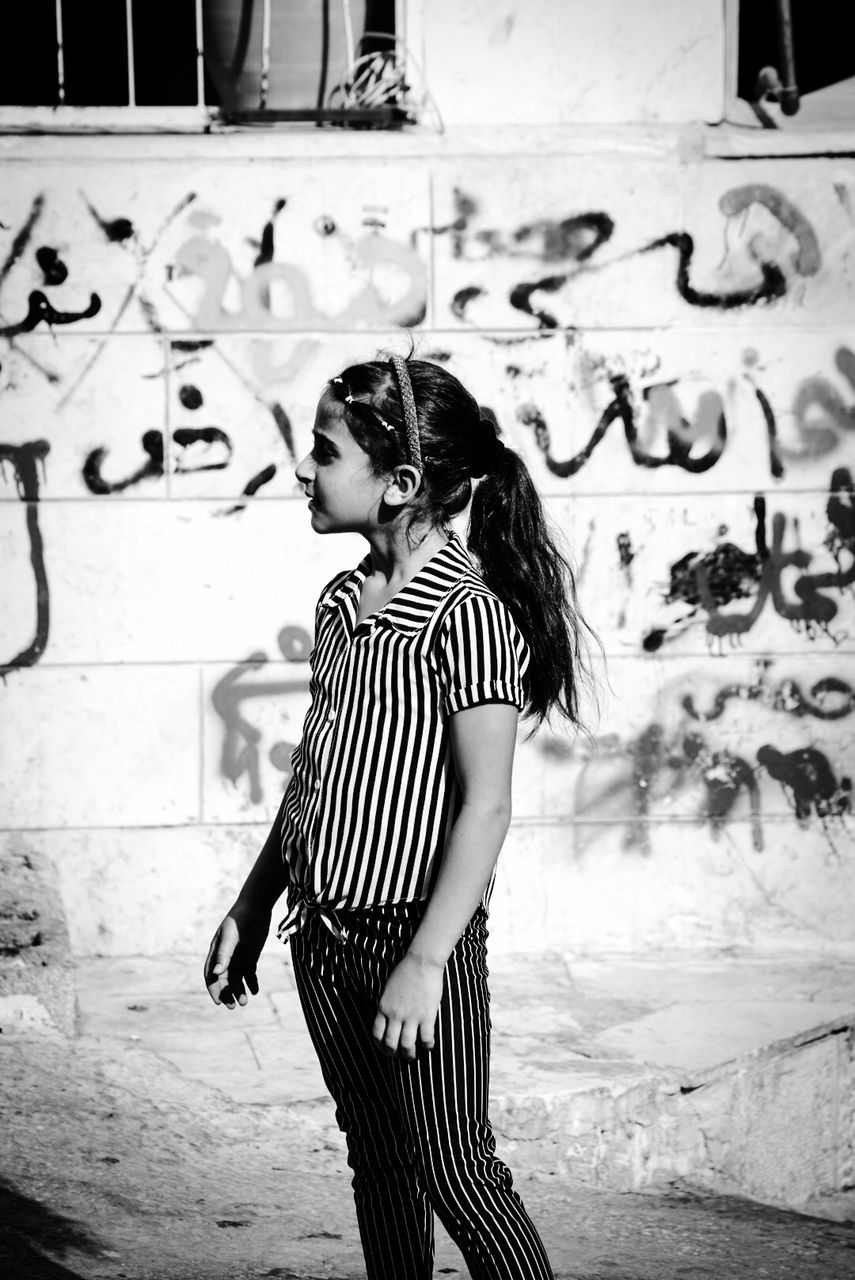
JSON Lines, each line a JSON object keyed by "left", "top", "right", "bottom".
{"left": 439, "top": 592, "right": 529, "bottom": 715}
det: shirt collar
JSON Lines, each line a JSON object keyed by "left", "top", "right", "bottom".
{"left": 321, "top": 532, "right": 473, "bottom": 635}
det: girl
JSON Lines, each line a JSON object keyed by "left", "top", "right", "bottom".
{"left": 205, "top": 355, "right": 592, "bottom": 1280}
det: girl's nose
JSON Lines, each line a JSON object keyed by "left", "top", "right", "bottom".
{"left": 295, "top": 454, "right": 313, "bottom": 485}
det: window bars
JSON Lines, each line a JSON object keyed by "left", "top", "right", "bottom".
{"left": 1, "top": 0, "right": 441, "bottom": 131}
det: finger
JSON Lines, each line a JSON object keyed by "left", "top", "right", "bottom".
{"left": 208, "top": 918, "right": 239, "bottom": 979}
{"left": 398, "top": 1023, "right": 418, "bottom": 1062}
{"left": 371, "top": 1011, "right": 387, "bottom": 1047}
{"left": 418, "top": 1017, "right": 436, "bottom": 1051}
{"left": 204, "top": 931, "right": 221, "bottom": 986}
{"left": 229, "top": 970, "right": 248, "bottom": 1007}
{"left": 206, "top": 972, "right": 231, "bottom": 1007}
{"left": 382, "top": 1017, "right": 403, "bottom": 1057}
{"left": 245, "top": 968, "right": 259, "bottom": 997}
{"left": 218, "top": 980, "right": 238, "bottom": 1010}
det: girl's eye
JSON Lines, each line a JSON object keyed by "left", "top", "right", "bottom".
{"left": 312, "top": 439, "right": 334, "bottom": 463}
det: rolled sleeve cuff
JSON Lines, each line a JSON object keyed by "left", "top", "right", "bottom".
{"left": 444, "top": 680, "right": 525, "bottom": 715}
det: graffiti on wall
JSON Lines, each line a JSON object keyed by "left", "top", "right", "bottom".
{"left": 211, "top": 625, "right": 312, "bottom": 803}
{"left": 642, "top": 467, "right": 855, "bottom": 651}
{"left": 570, "top": 659, "right": 854, "bottom": 856}
{"left": 2, "top": 165, "right": 853, "bottom": 876}
{"left": 442, "top": 181, "right": 823, "bottom": 328}
{"left": 0, "top": 441, "right": 50, "bottom": 679}
{"left": 515, "top": 343, "right": 855, "bottom": 483}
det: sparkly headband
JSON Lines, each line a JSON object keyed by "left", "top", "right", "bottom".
{"left": 390, "top": 356, "right": 422, "bottom": 472}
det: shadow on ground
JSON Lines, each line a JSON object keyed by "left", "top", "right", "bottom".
{"left": 0, "top": 1180, "right": 104, "bottom": 1279}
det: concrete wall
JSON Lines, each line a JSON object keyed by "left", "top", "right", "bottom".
{"left": 1, "top": 1, "right": 853, "bottom": 959}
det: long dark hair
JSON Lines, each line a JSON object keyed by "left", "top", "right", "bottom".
{"left": 325, "top": 356, "right": 596, "bottom": 730}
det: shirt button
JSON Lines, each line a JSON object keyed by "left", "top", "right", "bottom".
{"left": 327, "top": 711, "right": 335, "bottom": 723}
{"left": 314, "top": 780, "right": 321, "bottom": 790}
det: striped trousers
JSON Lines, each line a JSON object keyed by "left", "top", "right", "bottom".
{"left": 290, "top": 902, "right": 554, "bottom": 1280}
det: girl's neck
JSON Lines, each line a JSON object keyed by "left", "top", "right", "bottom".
{"left": 363, "top": 523, "right": 450, "bottom": 589}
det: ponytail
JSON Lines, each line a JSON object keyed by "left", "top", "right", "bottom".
{"left": 468, "top": 446, "right": 594, "bottom": 730}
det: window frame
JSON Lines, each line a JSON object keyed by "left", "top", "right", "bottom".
{"left": 0, "top": 0, "right": 415, "bottom": 134}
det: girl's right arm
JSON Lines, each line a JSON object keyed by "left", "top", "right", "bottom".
{"left": 203, "top": 792, "right": 290, "bottom": 1009}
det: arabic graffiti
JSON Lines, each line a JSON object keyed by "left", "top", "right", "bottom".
{"left": 0, "top": 290, "right": 102, "bottom": 339}
{"left": 642, "top": 469, "right": 855, "bottom": 651}
{"left": 575, "top": 708, "right": 853, "bottom": 856}
{"left": 0, "top": 441, "right": 51, "bottom": 678}
{"left": 81, "top": 427, "right": 242, "bottom": 493}
{"left": 443, "top": 183, "right": 820, "bottom": 327}
{"left": 169, "top": 203, "right": 427, "bottom": 332}
{"left": 756, "top": 745, "right": 851, "bottom": 825}
{"left": 683, "top": 665, "right": 855, "bottom": 722}
{"left": 211, "top": 625, "right": 312, "bottom": 803}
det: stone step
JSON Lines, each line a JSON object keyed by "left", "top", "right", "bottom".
{"left": 68, "top": 948, "right": 855, "bottom": 1221}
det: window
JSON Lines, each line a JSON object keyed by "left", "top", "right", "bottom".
{"left": 730, "top": 0, "right": 855, "bottom": 130}
{"left": 0, "top": 0, "right": 430, "bottom": 130}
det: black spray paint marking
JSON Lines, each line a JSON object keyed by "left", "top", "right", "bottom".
{"left": 643, "top": 232, "right": 787, "bottom": 308}
{"left": 822, "top": 466, "right": 855, "bottom": 572}
{"left": 646, "top": 477, "right": 854, "bottom": 649}
{"left": 667, "top": 523, "right": 765, "bottom": 612}
{"left": 617, "top": 532, "right": 635, "bottom": 571}
{"left": 751, "top": 382, "right": 785, "bottom": 479}
{"left": 0, "top": 194, "right": 44, "bottom": 289}
{"left": 451, "top": 286, "right": 485, "bottom": 320}
{"left": 0, "top": 441, "right": 51, "bottom": 678}
{"left": 173, "top": 427, "right": 233, "bottom": 472}
{"left": 681, "top": 732, "right": 763, "bottom": 851}
{"left": 83, "top": 430, "right": 164, "bottom": 494}
{"left": 579, "top": 721, "right": 764, "bottom": 854}
{"left": 757, "top": 745, "right": 851, "bottom": 823}
{"left": 0, "top": 290, "right": 101, "bottom": 339}
{"left": 253, "top": 198, "right": 287, "bottom": 267}
{"left": 219, "top": 464, "right": 277, "bottom": 517}
{"left": 212, "top": 643, "right": 309, "bottom": 802}
{"left": 178, "top": 383, "right": 203, "bottom": 410}
{"left": 509, "top": 274, "right": 567, "bottom": 330}
{"left": 35, "top": 246, "right": 68, "bottom": 286}
{"left": 684, "top": 673, "right": 855, "bottom": 723}
{"left": 270, "top": 402, "right": 295, "bottom": 459}
{"left": 171, "top": 338, "right": 215, "bottom": 352}
{"left": 522, "top": 373, "right": 727, "bottom": 479}
{"left": 511, "top": 212, "right": 615, "bottom": 263}
{"left": 83, "top": 198, "right": 135, "bottom": 243}
{"left": 55, "top": 193, "right": 197, "bottom": 410}
{"left": 315, "top": 216, "right": 337, "bottom": 237}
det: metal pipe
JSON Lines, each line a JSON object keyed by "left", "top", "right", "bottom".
{"left": 125, "top": 0, "right": 136, "bottom": 106}
{"left": 259, "top": 0, "right": 271, "bottom": 108}
{"left": 194, "top": 0, "right": 204, "bottom": 107}
{"left": 775, "top": 0, "right": 800, "bottom": 115}
{"left": 55, "top": 0, "right": 65, "bottom": 104}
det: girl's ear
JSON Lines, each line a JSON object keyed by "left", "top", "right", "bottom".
{"left": 383, "top": 464, "right": 422, "bottom": 507}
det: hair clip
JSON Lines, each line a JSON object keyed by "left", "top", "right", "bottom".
{"left": 344, "top": 394, "right": 354, "bottom": 403}
{"left": 377, "top": 417, "right": 395, "bottom": 433}
{"left": 332, "top": 377, "right": 343, "bottom": 384}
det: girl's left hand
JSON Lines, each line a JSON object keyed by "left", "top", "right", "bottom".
{"left": 373, "top": 953, "right": 445, "bottom": 1060}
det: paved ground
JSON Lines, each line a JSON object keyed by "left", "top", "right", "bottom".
{"left": 2, "top": 947, "right": 854, "bottom": 1279}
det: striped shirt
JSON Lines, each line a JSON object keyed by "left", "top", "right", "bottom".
{"left": 277, "top": 533, "right": 529, "bottom": 941}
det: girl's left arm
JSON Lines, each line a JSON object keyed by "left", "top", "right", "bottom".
{"left": 372, "top": 701, "right": 519, "bottom": 1060}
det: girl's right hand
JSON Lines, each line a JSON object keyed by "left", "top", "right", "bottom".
{"left": 204, "top": 902, "right": 271, "bottom": 1009}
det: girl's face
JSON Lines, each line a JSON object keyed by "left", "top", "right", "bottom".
{"left": 295, "top": 394, "right": 390, "bottom": 535}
